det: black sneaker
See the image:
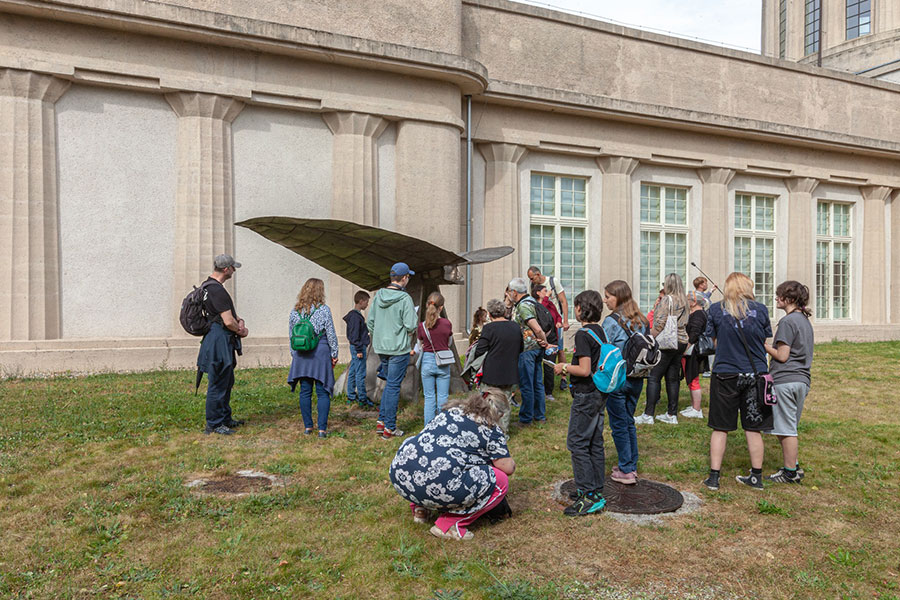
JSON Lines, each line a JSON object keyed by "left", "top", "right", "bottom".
{"left": 702, "top": 474, "right": 720, "bottom": 490}
{"left": 564, "top": 491, "right": 606, "bottom": 516}
{"left": 767, "top": 468, "right": 802, "bottom": 484}
{"left": 559, "top": 378, "right": 567, "bottom": 391}
{"left": 568, "top": 487, "right": 585, "bottom": 501}
{"left": 735, "top": 472, "right": 764, "bottom": 490}
{"left": 204, "top": 424, "right": 235, "bottom": 435}
{"left": 225, "top": 419, "right": 244, "bottom": 428}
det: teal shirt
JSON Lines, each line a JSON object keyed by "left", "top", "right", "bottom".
{"left": 366, "top": 286, "right": 417, "bottom": 355}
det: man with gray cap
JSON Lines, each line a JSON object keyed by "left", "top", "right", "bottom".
{"left": 506, "top": 277, "right": 549, "bottom": 426}
{"left": 367, "top": 262, "right": 418, "bottom": 440}
{"left": 198, "top": 254, "right": 249, "bottom": 435}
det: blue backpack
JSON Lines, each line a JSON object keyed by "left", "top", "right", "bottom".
{"left": 583, "top": 327, "right": 627, "bottom": 394}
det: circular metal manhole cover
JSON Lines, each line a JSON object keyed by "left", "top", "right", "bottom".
{"left": 555, "top": 478, "right": 684, "bottom": 515}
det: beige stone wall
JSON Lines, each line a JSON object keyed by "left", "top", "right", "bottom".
{"left": 2, "top": 0, "right": 900, "bottom": 375}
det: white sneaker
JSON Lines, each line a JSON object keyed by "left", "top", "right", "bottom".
{"left": 656, "top": 413, "right": 678, "bottom": 425}
{"left": 680, "top": 407, "right": 704, "bottom": 419}
{"left": 633, "top": 414, "right": 654, "bottom": 425}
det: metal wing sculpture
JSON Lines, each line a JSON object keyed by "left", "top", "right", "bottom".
{"left": 236, "top": 216, "right": 514, "bottom": 401}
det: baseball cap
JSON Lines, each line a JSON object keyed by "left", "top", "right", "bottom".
{"left": 390, "top": 262, "right": 415, "bottom": 277}
{"left": 214, "top": 254, "right": 242, "bottom": 269}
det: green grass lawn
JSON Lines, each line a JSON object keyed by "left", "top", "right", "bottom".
{"left": 1, "top": 342, "right": 899, "bottom": 599}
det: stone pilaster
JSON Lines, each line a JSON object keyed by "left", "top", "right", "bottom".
{"left": 322, "top": 112, "right": 389, "bottom": 225}
{"left": 0, "top": 69, "right": 69, "bottom": 340}
{"left": 784, "top": 177, "right": 819, "bottom": 299}
{"left": 324, "top": 112, "right": 389, "bottom": 319}
{"left": 860, "top": 186, "right": 891, "bottom": 323}
{"left": 395, "top": 120, "right": 462, "bottom": 321}
{"left": 697, "top": 168, "right": 735, "bottom": 289}
{"left": 478, "top": 143, "right": 527, "bottom": 296}
{"left": 892, "top": 190, "right": 900, "bottom": 323}
{"left": 166, "top": 92, "right": 243, "bottom": 318}
{"left": 597, "top": 156, "right": 639, "bottom": 285}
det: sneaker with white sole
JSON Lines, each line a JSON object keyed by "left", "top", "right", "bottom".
{"left": 656, "top": 413, "right": 678, "bottom": 425}
{"left": 679, "top": 407, "right": 704, "bottom": 419}
{"left": 633, "top": 414, "right": 654, "bottom": 425}
{"left": 767, "top": 468, "right": 802, "bottom": 484}
{"left": 735, "top": 471, "right": 764, "bottom": 490}
{"left": 381, "top": 427, "right": 405, "bottom": 440}
{"left": 702, "top": 473, "right": 720, "bottom": 490}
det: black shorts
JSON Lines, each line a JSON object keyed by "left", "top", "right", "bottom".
{"left": 708, "top": 373, "right": 773, "bottom": 432}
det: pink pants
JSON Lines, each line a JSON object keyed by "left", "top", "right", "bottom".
{"left": 427, "top": 467, "right": 509, "bottom": 538}
{"left": 681, "top": 357, "right": 700, "bottom": 391}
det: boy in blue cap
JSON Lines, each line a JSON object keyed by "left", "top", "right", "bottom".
{"left": 367, "top": 262, "right": 418, "bottom": 439}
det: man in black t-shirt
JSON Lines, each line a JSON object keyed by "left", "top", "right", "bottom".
{"left": 197, "top": 254, "right": 249, "bottom": 435}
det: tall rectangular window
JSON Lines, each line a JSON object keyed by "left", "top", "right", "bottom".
{"left": 529, "top": 174, "right": 587, "bottom": 319}
{"left": 847, "top": 0, "right": 871, "bottom": 40}
{"left": 779, "top": 0, "right": 788, "bottom": 58}
{"left": 734, "top": 194, "right": 776, "bottom": 313}
{"left": 639, "top": 184, "right": 689, "bottom": 312}
{"left": 816, "top": 202, "right": 852, "bottom": 319}
{"left": 805, "top": 0, "right": 821, "bottom": 55}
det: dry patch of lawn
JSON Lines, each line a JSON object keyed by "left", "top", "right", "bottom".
{"left": 1, "top": 343, "right": 899, "bottom": 599}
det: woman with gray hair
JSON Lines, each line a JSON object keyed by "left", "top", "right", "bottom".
{"left": 635, "top": 272, "right": 689, "bottom": 425}
{"left": 472, "top": 298, "right": 524, "bottom": 431}
{"left": 389, "top": 388, "right": 516, "bottom": 540}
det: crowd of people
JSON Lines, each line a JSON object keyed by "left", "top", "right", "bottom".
{"left": 192, "top": 255, "right": 814, "bottom": 541}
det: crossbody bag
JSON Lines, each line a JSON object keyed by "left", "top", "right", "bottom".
{"left": 421, "top": 322, "right": 456, "bottom": 367}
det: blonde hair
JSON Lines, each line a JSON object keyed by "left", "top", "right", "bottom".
{"left": 723, "top": 272, "right": 755, "bottom": 320}
{"left": 294, "top": 278, "right": 325, "bottom": 314}
{"left": 424, "top": 291, "right": 445, "bottom": 329}
{"left": 444, "top": 388, "right": 507, "bottom": 428}
{"left": 663, "top": 273, "right": 688, "bottom": 311}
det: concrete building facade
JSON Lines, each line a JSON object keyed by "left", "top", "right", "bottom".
{"left": 2, "top": 0, "right": 900, "bottom": 375}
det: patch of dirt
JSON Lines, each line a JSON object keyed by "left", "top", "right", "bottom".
{"left": 185, "top": 469, "right": 286, "bottom": 497}
{"left": 347, "top": 409, "right": 379, "bottom": 420}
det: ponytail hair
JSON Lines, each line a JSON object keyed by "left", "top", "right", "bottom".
{"left": 471, "top": 306, "right": 488, "bottom": 329}
{"left": 776, "top": 280, "right": 812, "bottom": 318}
{"left": 424, "top": 291, "right": 445, "bottom": 329}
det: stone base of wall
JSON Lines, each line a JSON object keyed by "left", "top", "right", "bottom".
{"left": 0, "top": 335, "right": 474, "bottom": 377}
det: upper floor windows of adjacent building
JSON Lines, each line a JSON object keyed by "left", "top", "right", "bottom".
{"left": 805, "top": 0, "right": 822, "bottom": 55}
{"left": 846, "top": 0, "right": 871, "bottom": 40}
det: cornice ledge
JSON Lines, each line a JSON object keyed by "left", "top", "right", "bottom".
{"left": 480, "top": 79, "right": 900, "bottom": 158}
{"left": 0, "top": 0, "right": 489, "bottom": 94}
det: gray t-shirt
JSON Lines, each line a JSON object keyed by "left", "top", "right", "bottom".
{"left": 768, "top": 312, "right": 814, "bottom": 386}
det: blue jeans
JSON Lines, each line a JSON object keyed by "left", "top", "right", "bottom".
{"left": 421, "top": 352, "right": 451, "bottom": 423}
{"left": 205, "top": 363, "right": 234, "bottom": 428}
{"left": 517, "top": 348, "right": 544, "bottom": 423}
{"left": 347, "top": 347, "right": 367, "bottom": 402}
{"left": 606, "top": 377, "right": 643, "bottom": 473}
{"left": 298, "top": 378, "right": 331, "bottom": 431}
{"left": 377, "top": 353, "right": 410, "bottom": 430}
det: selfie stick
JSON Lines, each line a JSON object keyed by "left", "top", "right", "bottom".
{"left": 690, "top": 262, "right": 722, "bottom": 297}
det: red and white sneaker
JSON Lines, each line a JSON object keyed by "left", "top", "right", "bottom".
{"left": 381, "top": 427, "right": 404, "bottom": 440}
{"left": 376, "top": 420, "right": 385, "bottom": 435}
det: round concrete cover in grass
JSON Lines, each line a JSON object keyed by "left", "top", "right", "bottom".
{"left": 556, "top": 478, "right": 684, "bottom": 514}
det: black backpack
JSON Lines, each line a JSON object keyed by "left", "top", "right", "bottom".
{"left": 179, "top": 280, "right": 215, "bottom": 337}
{"left": 611, "top": 313, "right": 661, "bottom": 378}
{"left": 522, "top": 297, "right": 558, "bottom": 345}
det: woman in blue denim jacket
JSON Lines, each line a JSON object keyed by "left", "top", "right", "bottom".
{"left": 601, "top": 280, "right": 649, "bottom": 485}
{"left": 288, "top": 278, "right": 339, "bottom": 438}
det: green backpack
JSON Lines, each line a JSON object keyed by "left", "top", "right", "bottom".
{"left": 290, "top": 308, "right": 321, "bottom": 352}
